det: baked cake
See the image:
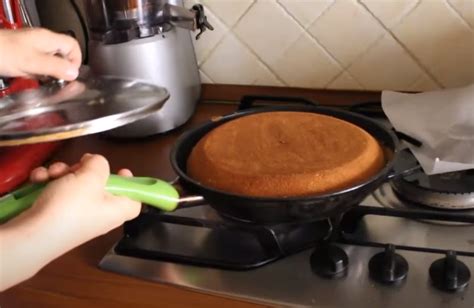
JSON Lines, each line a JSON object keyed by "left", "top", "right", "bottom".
{"left": 187, "top": 111, "right": 385, "bottom": 197}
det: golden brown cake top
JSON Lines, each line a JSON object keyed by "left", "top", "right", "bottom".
{"left": 197, "top": 111, "right": 377, "bottom": 176}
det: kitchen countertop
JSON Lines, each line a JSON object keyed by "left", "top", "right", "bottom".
{"left": 0, "top": 85, "right": 379, "bottom": 307}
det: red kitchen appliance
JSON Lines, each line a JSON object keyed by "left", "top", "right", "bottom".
{"left": 0, "top": 0, "right": 61, "bottom": 195}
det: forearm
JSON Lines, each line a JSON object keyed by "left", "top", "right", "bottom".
{"left": 0, "top": 154, "right": 140, "bottom": 291}
{"left": 0, "top": 210, "right": 62, "bottom": 291}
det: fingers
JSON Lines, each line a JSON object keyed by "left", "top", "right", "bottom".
{"left": 33, "top": 28, "right": 82, "bottom": 71}
{"left": 0, "top": 28, "right": 81, "bottom": 80}
{"left": 17, "top": 28, "right": 82, "bottom": 80}
{"left": 30, "top": 161, "right": 83, "bottom": 183}
{"left": 74, "top": 154, "right": 110, "bottom": 186}
{"left": 29, "top": 53, "right": 79, "bottom": 81}
{"left": 117, "top": 169, "right": 133, "bottom": 177}
{"left": 48, "top": 162, "right": 70, "bottom": 178}
{"left": 52, "top": 33, "right": 82, "bottom": 69}
{"left": 30, "top": 167, "right": 49, "bottom": 183}
{"left": 105, "top": 194, "right": 141, "bottom": 222}
{"left": 69, "top": 163, "right": 81, "bottom": 173}
{"left": 30, "top": 162, "right": 71, "bottom": 182}
{"left": 31, "top": 155, "right": 126, "bottom": 184}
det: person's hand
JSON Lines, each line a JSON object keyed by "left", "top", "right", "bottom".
{"left": 0, "top": 28, "right": 81, "bottom": 81}
{"left": 0, "top": 154, "right": 140, "bottom": 291}
{"left": 28, "top": 154, "right": 141, "bottom": 247}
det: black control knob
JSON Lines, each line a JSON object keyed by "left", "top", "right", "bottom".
{"left": 310, "top": 244, "right": 348, "bottom": 278}
{"left": 369, "top": 244, "right": 408, "bottom": 284}
{"left": 429, "top": 251, "right": 471, "bottom": 292}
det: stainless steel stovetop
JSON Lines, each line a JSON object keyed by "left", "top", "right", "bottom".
{"left": 100, "top": 183, "right": 474, "bottom": 308}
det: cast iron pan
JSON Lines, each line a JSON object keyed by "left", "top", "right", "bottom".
{"left": 170, "top": 105, "right": 414, "bottom": 224}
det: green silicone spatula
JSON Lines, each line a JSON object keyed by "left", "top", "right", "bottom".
{"left": 0, "top": 174, "right": 180, "bottom": 224}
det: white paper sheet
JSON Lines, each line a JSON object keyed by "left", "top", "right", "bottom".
{"left": 381, "top": 83, "right": 474, "bottom": 175}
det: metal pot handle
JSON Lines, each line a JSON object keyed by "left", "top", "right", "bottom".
{"left": 385, "top": 148, "right": 422, "bottom": 181}
{"left": 170, "top": 177, "right": 206, "bottom": 208}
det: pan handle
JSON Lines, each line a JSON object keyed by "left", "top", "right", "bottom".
{"left": 169, "top": 178, "right": 206, "bottom": 208}
{"left": 385, "top": 148, "right": 422, "bottom": 181}
{"left": 106, "top": 175, "right": 180, "bottom": 210}
{"left": 0, "top": 174, "right": 181, "bottom": 224}
{"left": 386, "top": 164, "right": 422, "bottom": 181}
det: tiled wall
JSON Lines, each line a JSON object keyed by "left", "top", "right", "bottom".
{"left": 184, "top": 0, "right": 474, "bottom": 91}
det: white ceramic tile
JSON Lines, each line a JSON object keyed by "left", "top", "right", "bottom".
{"left": 201, "top": 0, "right": 255, "bottom": 27}
{"left": 308, "top": 0, "right": 385, "bottom": 68}
{"left": 408, "top": 73, "right": 441, "bottom": 92}
{"left": 199, "top": 70, "right": 213, "bottom": 84}
{"left": 326, "top": 72, "right": 362, "bottom": 90}
{"left": 393, "top": 0, "right": 474, "bottom": 87}
{"left": 272, "top": 33, "right": 341, "bottom": 88}
{"left": 253, "top": 67, "right": 284, "bottom": 87}
{"left": 348, "top": 34, "right": 424, "bottom": 90}
{"left": 360, "top": 0, "right": 419, "bottom": 28}
{"left": 448, "top": 0, "right": 474, "bottom": 28}
{"left": 183, "top": 0, "right": 200, "bottom": 9}
{"left": 189, "top": 0, "right": 474, "bottom": 90}
{"left": 201, "top": 34, "right": 271, "bottom": 85}
{"left": 191, "top": 7, "right": 228, "bottom": 65}
{"left": 233, "top": 0, "right": 303, "bottom": 66}
{"left": 278, "top": 0, "right": 334, "bottom": 28}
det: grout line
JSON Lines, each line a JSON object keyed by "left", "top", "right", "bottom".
{"left": 326, "top": 32, "right": 390, "bottom": 90}
{"left": 270, "top": 1, "right": 321, "bottom": 85}
{"left": 444, "top": 0, "right": 474, "bottom": 30}
{"left": 196, "top": 0, "right": 257, "bottom": 67}
{"left": 232, "top": 34, "right": 288, "bottom": 86}
{"left": 274, "top": 0, "right": 310, "bottom": 52}
{"left": 276, "top": 0, "right": 334, "bottom": 30}
{"left": 358, "top": 0, "right": 444, "bottom": 88}
{"left": 199, "top": 69, "right": 215, "bottom": 84}
{"left": 361, "top": 0, "right": 420, "bottom": 29}
{"left": 325, "top": 70, "right": 365, "bottom": 90}
{"left": 303, "top": 0, "right": 373, "bottom": 89}
{"left": 230, "top": 0, "right": 257, "bottom": 29}
{"left": 229, "top": 2, "right": 288, "bottom": 86}
{"left": 195, "top": 7, "right": 232, "bottom": 67}
{"left": 274, "top": 0, "right": 337, "bottom": 61}
{"left": 334, "top": 0, "right": 407, "bottom": 88}
{"left": 276, "top": 0, "right": 363, "bottom": 89}
{"left": 200, "top": 1, "right": 287, "bottom": 86}
{"left": 409, "top": 72, "right": 441, "bottom": 91}
{"left": 305, "top": 0, "right": 337, "bottom": 27}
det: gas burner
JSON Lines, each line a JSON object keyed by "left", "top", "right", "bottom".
{"left": 372, "top": 184, "right": 474, "bottom": 225}
{"left": 391, "top": 170, "right": 474, "bottom": 210}
{"left": 389, "top": 151, "right": 474, "bottom": 209}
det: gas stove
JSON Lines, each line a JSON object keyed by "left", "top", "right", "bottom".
{"left": 100, "top": 184, "right": 474, "bottom": 307}
{"left": 100, "top": 97, "right": 474, "bottom": 307}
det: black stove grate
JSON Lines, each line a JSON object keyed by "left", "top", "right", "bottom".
{"left": 116, "top": 207, "right": 331, "bottom": 270}
{"left": 114, "top": 202, "right": 474, "bottom": 271}
{"left": 340, "top": 205, "right": 474, "bottom": 257}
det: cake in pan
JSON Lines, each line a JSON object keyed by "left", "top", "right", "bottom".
{"left": 187, "top": 111, "right": 385, "bottom": 197}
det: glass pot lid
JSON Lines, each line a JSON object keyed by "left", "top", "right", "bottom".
{"left": 0, "top": 76, "right": 170, "bottom": 146}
